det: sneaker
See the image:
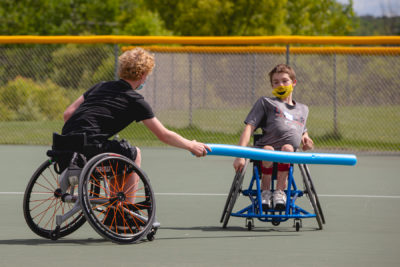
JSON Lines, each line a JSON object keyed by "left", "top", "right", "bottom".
{"left": 261, "top": 190, "right": 273, "bottom": 211}
{"left": 273, "top": 190, "right": 287, "bottom": 210}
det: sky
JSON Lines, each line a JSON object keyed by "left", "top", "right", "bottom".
{"left": 337, "top": 0, "right": 400, "bottom": 17}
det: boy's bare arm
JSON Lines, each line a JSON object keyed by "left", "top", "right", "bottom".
{"left": 233, "top": 124, "right": 255, "bottom": 172}
{"left": 64, "top": 95, "right": 84, "bottom": 122}
{"left": 301, "top": 132, "right": 314, "bottom": 151}
{"left": 142, "top": 117, "right": 210, "bottom": 157}
{"left": 238, "top": 124, "right": 256, "bottom": 147}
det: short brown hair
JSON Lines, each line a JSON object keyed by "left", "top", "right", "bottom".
{"left": 118, "top": 47, "right": 155, "bottom": 81}
{"left": 268, "top": 64, "right": 296, "bottom": 85}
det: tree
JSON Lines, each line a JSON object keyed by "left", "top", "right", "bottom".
{"left": 147, "top": 0, "right": 290, "bottom": 35}
{"left": 1, "top": 0, "right": 357, "bottom": 36}
{"left": 0, "top": 0, "right": 170, "bottom": 35}
{"left": 146, "top": 0, "right": 356, "bottom": 36}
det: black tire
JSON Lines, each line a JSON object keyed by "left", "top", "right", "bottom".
{"left": 295, "top": 221, "right": 300, "bottom": 232}
{"left": 303, "top": 164, "right": 326, "bottom": 224}
{"left": 222, "top": 159, "right": 249, "bottom": 228}
{"left": 23, "top": 160, "right": 86, "bottom": 239}
{"left": 298, "top": 164, "right": 323, "bottom": 230}
{"left": 79, "top": 153, "right": 156, "bottom": 244}
{"left": 247, "top": 220, "right": 253, "bottom": 231}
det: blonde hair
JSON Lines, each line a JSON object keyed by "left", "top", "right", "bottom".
{"left": 118, "top": 47, "right": 155, "bottom": 81}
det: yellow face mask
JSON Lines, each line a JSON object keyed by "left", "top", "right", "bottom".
{"left": 272, "top": 84, "right": 293, "bottom": 99}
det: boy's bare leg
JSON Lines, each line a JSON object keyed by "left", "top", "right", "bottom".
{"left": 124, "top": 147, "right": 141, "bottom": 204}
{"left": 108, "top": 148, "right": 140, "bottom": 204}
{"left": 261, "top": 146, "right": 274, "bottom": 190}
{"left": 276, "top": 144, "right": 294, "bottom": 191}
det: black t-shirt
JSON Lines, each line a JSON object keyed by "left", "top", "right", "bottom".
{"left": 62, "top": 79, "right": 154, "bottom": 143}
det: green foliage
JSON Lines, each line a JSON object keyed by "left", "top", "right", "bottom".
{"left": 50, "top": 44, "right": 114, "bottom": 89}
{"left": 0, "top": 0, "right": 357, "bottom": 36}
{"left": 0, "top": 0, "right": 168, "bottom": 35}
{"left": 0, "top": 77, "right": 69, "bottom": 121}
{"left": 147, "top": 0, "right": 356, "bottom": 36}
{"left": 287, "top": 0, "right": 357, "bottom": 35}
{"left": 354, "top": 15, "right": 400, "bottom": 35}
{"left": 0, "top": 46, "right": 55, "bottom": 86}
{"left": 147, "top": 0, "right": 290, "bottom": 35}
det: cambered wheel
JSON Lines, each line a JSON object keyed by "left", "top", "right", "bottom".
{"left": 299, "top": 164, "right": 323, "bottom": 230}
{"left": 221, "top": 159, "right": 249, "bottom": 228}
{"left": 23, "top": 160, "right": 86, "bottom": 239}
{"left": 79, "top": 153, "right": 156, "bottom": 244}
{"left": 303, "top": 164, "right": 326, "bottom": 224}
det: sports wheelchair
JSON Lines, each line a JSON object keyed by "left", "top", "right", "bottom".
{"left": 220, "top": 136, "right": 325, "bottom": 231}
{"left": 23, "top": 133, "right": 158, "bottom": 244}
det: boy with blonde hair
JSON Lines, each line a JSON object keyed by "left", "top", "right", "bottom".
{"left": 63, "top": 47, "right": 210, "bottom": 224}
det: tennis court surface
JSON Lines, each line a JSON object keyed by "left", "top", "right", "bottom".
{"left": 1, "top": 145, "right": 399, "bottom": 266}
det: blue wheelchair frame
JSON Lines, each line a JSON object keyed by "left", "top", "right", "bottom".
{"left": 233, "top": 161, "right": 323, "bottom": 230}
{"left": 220, "top": 159, "right": 325, "bottom": 231}
{"left": 207, "top": 137, "right": 356, "bottom": 231}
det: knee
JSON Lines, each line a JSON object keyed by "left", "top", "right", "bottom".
{"left": 262, "top": 145, "right": 274, "bottom": 151}
{"left": 281, "top": 144, "right": 294, "bottom": 152}
{"left": 261, "top": 146, "right": 274, "bottom": 168}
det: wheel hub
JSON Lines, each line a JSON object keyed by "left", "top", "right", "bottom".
{"left": 54, "top": 188, "right": 62, "bottom": 198}
{"left": 117, "top": 192, "right": 126, "bottom": 202}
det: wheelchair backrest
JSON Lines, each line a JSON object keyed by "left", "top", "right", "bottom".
{"left": 47, "top": 133, "right": 88, "bottom": 174}
{"left": 52, "top": 132, "right": 87, "bottom": 152}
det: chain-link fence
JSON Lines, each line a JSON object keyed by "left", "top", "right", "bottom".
{"left": 0, "top": 36, "right": 399, "bottom": 154}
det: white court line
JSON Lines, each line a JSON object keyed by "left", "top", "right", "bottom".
{"left": 1, "top": 192, "right": 400, "bottom": 199}
{"left": 155, "top": 193, "right": 400, "bottom": 199}
{"left": 0, "top": 192, "right": 24, "bottom": 195}
{"left": 319, "top": 194, "right": 400, "bottom": 199}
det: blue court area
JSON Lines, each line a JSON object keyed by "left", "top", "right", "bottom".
{"left": 0, "top": 145, "right": 399, "bottom": 266}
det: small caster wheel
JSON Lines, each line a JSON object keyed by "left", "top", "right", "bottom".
{"left": 295, "top": 222, "right": 300, "bottom": 231}
{"left": 246, "top": 218, "right": 254, "bottom": 231}
{"left": 294, "top": 219, "right": 302, "bottom": 232}
{"left": 147, "top": 228, "right": 158, "bottom": 241}
{"left": 50, "top": 226, "right": 60, "bottom": 240}
{"left": 147, "top": 232, "right": 155, "bottom": 241}
{"left": 272, "top": 219, "right": 280, "bottom": 226}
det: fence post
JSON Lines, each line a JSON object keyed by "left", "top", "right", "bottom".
{"left": 333, "top": 53, "right": 338, "bottom": 136}
{"left": 202, "top": 54, "right": 206, "bottom": 108}
{"left": 189, "top": 53, "right": 193, "bottom": 126}
{"left": 153, "top": 63, "right": 157, "bottom": 109}
{"left": 251, "top": 53, "right": 256, "bottom": 104}
{"left": 171, "top": 53, "right": 175, "bottom": 108}
{"left": 286, "top": 44, "right": 290, "bottom": 65}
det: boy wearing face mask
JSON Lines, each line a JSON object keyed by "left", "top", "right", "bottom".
{"left": 233, "top": 64, "right": 313, "bottom": 210}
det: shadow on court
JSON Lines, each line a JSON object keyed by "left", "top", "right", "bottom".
{"left": 0, "top": 238, "right": 108, "bottom": 246}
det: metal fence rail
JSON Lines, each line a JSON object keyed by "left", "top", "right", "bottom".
{"left": 0, "top": 36, "right": 399, "bottom": 154}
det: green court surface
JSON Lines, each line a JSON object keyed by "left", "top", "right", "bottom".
{"left": 1, "top": 145, "right": 399, "bottom": 267}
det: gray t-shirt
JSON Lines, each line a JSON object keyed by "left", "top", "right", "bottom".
{"left": 244, "top": 97, "right": 309, "bottom": 150}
